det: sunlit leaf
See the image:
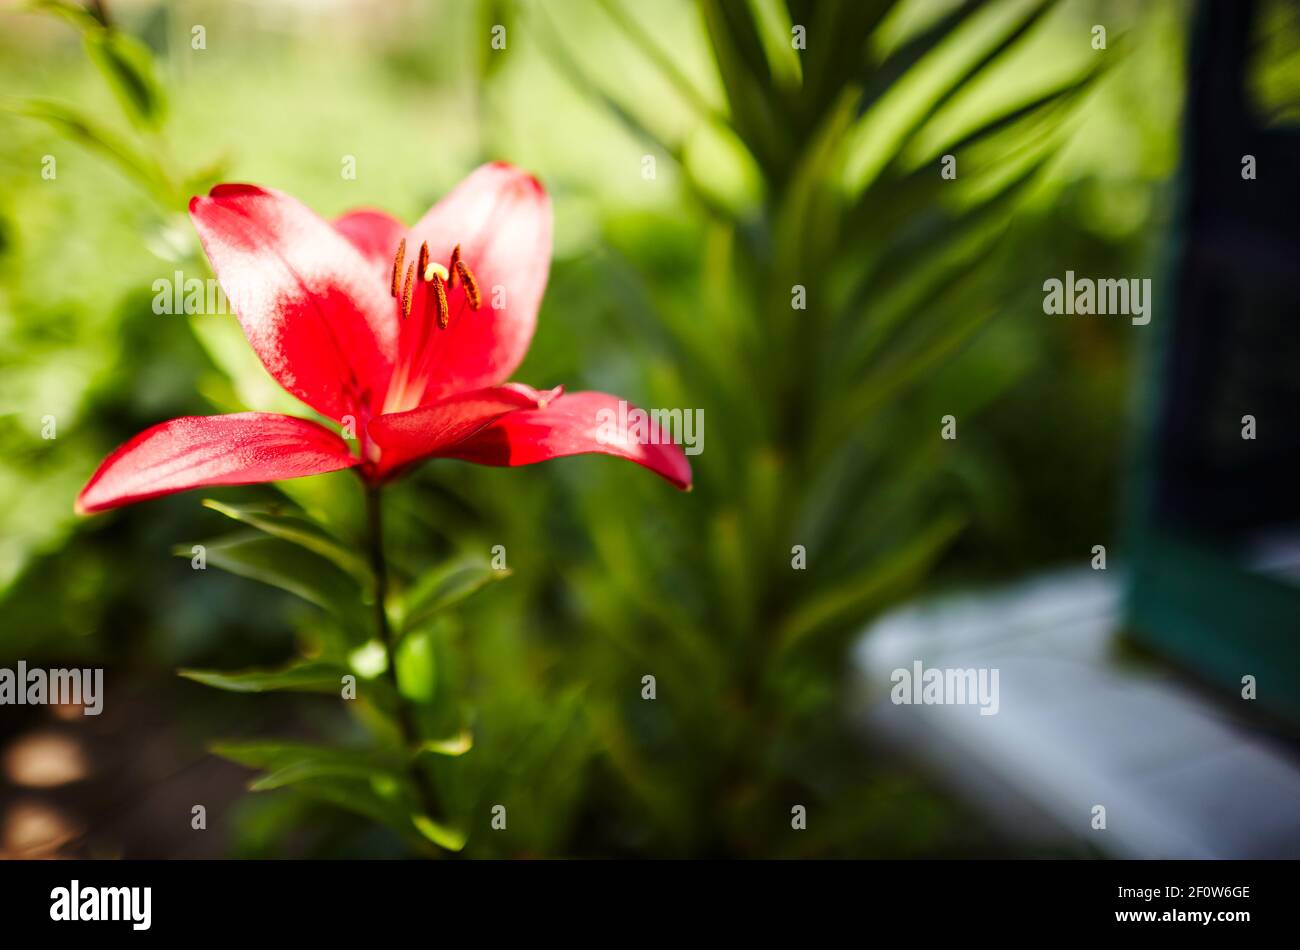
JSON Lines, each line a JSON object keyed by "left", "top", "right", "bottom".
{"left": 698, "top": 0, "right": 787, "bottom": 174}
{"left": 213, "top": 742, "right": 462, "bottom": 849}
{"left": 400, "top": 555, "right": 506, "bottom": 632}
{"left": 201, "top": 499, "right": 372, "bottom": 587}
{"left": 83, "top": 27, "right": 167, "bottom": 130}
{"left": 595, "top": 0, "right": 726, "bottom": 124}
{"left": 889, "top": 0, "right": 1060, "bottom": 155}
{"left": 855, "top": 0, "right": 985, "bottom": 118}
{"left": 2, "top": 97, "right": 167, "bottom": 198}
{"left": 411, "top": 814, "right": 467, "bottom": 852}
{"left": 179, "top": 660, "right": 351, "bottom": 694}
{"left": 395, "top": 630, "right": 436, "bottom": 703}
{"left": 415, "top": 731, "right": 473, "bottom": 758}
{"left": 24, "top": 0, "right": 105, "bottom": 30}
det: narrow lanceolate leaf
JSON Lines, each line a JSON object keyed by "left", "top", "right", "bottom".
{"left": 179, "top": 660, "right": 352, "bottom": 694}
{"left": 922, "top": 58, "right": 1108, "bottom": 160}
{"left": 290, "top": 775, "right": 420, "bottom": 839}
{"left": 3, "top": 97, "right": 167, "bottom": 198}
{"left": 411, "top": 814, "right": 468, "bottom": 852}
{"left": 594, "top": 0, "right": 725, "bottom": 125}
{"left": 249, "top": 757, "right": 394, "bottom": 792}
{"left": 212, "top": 743, "right": 466, "bottom": 851}
{"left": 25, "top": 0, "right": 104, "bottom": 30}
{"left": 856, "top": 0, "right": 987, "bottom": 118}
{"left": 836, "top": 301, "right": 997, "bottom": 437}
{"left": 213, "top": 740, "right": 402, "bottom": 774}
{"left": 82, "top": 27, "right": 167, "bottom": 130}
{"left": 843, "top": 150, "right": 1055, "bottom": 332}
{"left": 210, "top": 743, "right": 461, "bottom": 848}
{"left": 698, "top": 0, "right": 786, "bottom": 173}
{"left": 400, "top": 555, "right": 508, "bottom": 632}
{"left": 201, "top": 499, "right": 372, "bottom": 586}
{"left": 172, "top": 532, "right": 366, "bottom": 624}
{"left": 305, "top": 776, "right": 466, "bottom": 853}
{"left": 778, "top": 513, "right": 965, "bottom": 651}
{"left": 531, "top": 5, "right": 686, "bottom": 167}
{"left": 799, "top": 0, "right": 900, "bottom": 114}
{"left": 415, "top": 732, "right": 474, "bottom": 758}
{"left": 889, "top": 0, "right": 1060, "bottom": 154}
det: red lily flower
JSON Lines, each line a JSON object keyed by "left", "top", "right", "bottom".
{"left": 76, "top": 163, "right": 692, "bottom": 514}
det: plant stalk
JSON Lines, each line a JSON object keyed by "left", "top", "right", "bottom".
{"left": 364, "top": 484, "right": 445, "bottom": 826}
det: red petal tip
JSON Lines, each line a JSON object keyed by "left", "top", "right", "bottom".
{"left": 207, "top": 182, "right": 267, "bottom": 199}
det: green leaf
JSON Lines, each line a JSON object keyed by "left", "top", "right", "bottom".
{"left": 886, "top": 0, "right": 1060, "bottom": 153}
{"left": 83, "top": 27, "right": 167, "bottom": 129}
{"left": 531, "top": 5, "right": 685, "bottom": 165}
{"left": 845, "top": 0, "right": 1059, "bottom": 196}
{"left": 24, "top": 0, "right": 105, "bottom": 30}
{"left": 920, "top": 59, "right": 1107, "bottom": 161}
{"left": 201, "top": 499, "right": 372, "bottom": 587}
{"left": 412, "top": 814, "right": 467, "bottom": 852}
{"left": 744, "top": 0, "right": 802, "bottom": 92}
{"left": 400, "top": 555, "right": 507, "bottom": 632}
{"left": 297, "top": 775, "right": 417, "bottom": 836}
{"left": 181, "top": 655, "right": 400, "bottom": 722}
{"left": 179, "top": 659, "right": 351, "bottom": 695}
{"left": 836, "top": 300, "right": 997, "bottom": 438}
{"left": 855, "top": 0, "right": 986, "bottom": 118}
{"left": 533, "top": 4, "right": 741, "bottom": 224}
{"left": 699, "top": 0, "right": 787, "bottom": 174}
{"left": 800, "top": 0, "right": 900, "bottom": 115}
{"left": 213, "top": 741, "right": 411, "bottom": 797}
{"left": 595, "top": 0, "right": 725, "bottom": 125}
{"left": 214, "top": 739, "right": 399, "bottom": 774}
{"left": 415, "top": 731, "right": 474, "bottom": 758}
{"left": 214, "top": 742, "right": 430, "bottom": 839}
{"left": 2, "top": 97, "right": 167, "bottom": 198}
{"left": 395, "top": 630, "right": 436, "bottom": 703}
{"left": 213, "top": 741, "right": 467, "bottom": 851}
{"left": 250, "top": 757, "right": 393, "bottom": 792}
{"left": 778, "top": 513, "right": 965, "bottom": 651}
{"left": 173, "top": 532, "right": 366, "bottom": 624}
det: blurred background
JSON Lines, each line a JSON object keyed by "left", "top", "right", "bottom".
{"left": 1, "top": 0, "right": 1297, "bottom": 858}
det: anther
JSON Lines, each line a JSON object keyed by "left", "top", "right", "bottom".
{"left": 448, "top": 245, "right": 462, "bottom": 288}
{"left": 390, "top": 239, "right": 406, "bottom": 298}
{"left": 417, "top": 241, "right": 429, "bottom": 279}
{"left": 430, "top": 273, "right": 449, "bottom": 329}
{"left": 401, "top": 262, "right": 416, "bottom": 319}
{"left": 455, "top": 260, "right": 481, "bottom": 310}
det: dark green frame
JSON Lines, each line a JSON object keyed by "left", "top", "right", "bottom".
{"left": 1122, "top": 0, "right": 1300, "bottom": 728}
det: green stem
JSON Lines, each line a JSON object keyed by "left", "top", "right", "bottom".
{"left": 364, "top": 484, "right": 445, "bottom": 824}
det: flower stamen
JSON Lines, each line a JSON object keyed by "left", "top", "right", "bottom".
{"left": 401, "top": 262, "right": 416, "bottom": 319}
{"left": 455, "top": 260, "right": 481, "bottom": 310}
{"left": 447, "top": 244, "right": 462, "bottom": 288}
{"left": 417, "top": 241, "right": 430, "bottom": 279}
{"left": 390, "top": 239, "right": 406, "bottom": 298}
{"left": 430, "top": 272, "right": 449, "bottom": 329}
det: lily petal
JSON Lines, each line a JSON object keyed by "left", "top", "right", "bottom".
{"left": 191, "top": 184, "right": 398, "bottom": 422}
{"left": 368, "top": 384, "right": 562, "bottom": 477}
{"left": 76, "top": 413, "right": 359, "bottom": 514}
{"left": 334, "top": 208, "right": 407, "bottom": 274}
{"left": 393, "top": 163, "right": 551, "bottom": 407}
{"left": 439, "top": 391, "right": 693, "bottom": 490}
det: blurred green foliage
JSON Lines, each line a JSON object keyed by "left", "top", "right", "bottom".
{"left": 0, "top": 0, "right": 1184, "bottom": 857}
